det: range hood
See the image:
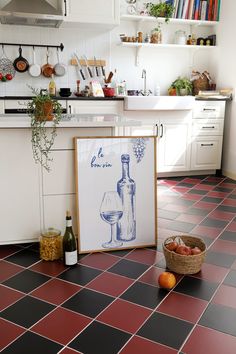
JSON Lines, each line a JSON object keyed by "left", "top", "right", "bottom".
{"left": 0, "top": 0, "right": 65, "bottom": 28}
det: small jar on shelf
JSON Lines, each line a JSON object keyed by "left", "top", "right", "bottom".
{"left": 150, "top": 26, "right": 162, "bottom": 44}
{"left": 40, "top": 228, "right": 62, "bottom": 261}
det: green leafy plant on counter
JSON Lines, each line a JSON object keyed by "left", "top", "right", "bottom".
{"left": 169, "top": 77, "right": 193, "bottom": 95}
{"left": 27, "top": 86, "right": 63, "bottom": 172}
{"left": 145, "top": 1, "right": 175, "bottom": 23}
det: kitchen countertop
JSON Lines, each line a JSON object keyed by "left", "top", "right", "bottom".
{"left": 0, "top": 96, "right": 124, "bottom": 101}
{"left": 0, "top": 113, "right": 141, "bottom": 128}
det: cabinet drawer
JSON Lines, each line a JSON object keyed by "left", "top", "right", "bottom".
{"left": 68, "top": 101, "right": 123, "bottom": 115}
{"left": 191, "top": 136, "right": 223, "bottom": 170}
{"left": 192, "top": 119, "right": 224, "bottom": 136}
{"left": 193, "top": 101, "right": 225, "bottom": 118}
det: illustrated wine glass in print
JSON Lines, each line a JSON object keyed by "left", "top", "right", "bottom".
{"left": 100, "top": 191, "right": 123, "bottom": 248}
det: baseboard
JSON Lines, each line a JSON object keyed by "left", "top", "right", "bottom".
{"left": 157, "top": 170, "right": 216, "bottom": 178}
{"left": 222, "top": 170, "right": 236, "bottom": 181}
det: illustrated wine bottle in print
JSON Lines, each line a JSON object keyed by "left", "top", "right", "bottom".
{"left": 117, "top": 154, "right": 136, "bottom": 241}
{"left": 63, "top": 211, "right": 78, "bottom": 266}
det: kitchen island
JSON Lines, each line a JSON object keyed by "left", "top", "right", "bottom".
{"left": 0, "top": 114, "right": 140, "bottom": 245}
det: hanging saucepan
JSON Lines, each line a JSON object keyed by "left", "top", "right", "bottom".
{"left": 54, "top": 49, "right": 66, "bottom": 77}
{"left": 41, "top": 49, "right": 54, "bottom": 78}
{"left": 13, "top": 46, "right": 29, "bottom": 73}
{"left": 28, "top": 47, "right": 41, "bottom": 77}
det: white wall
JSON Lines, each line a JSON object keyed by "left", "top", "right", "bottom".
{"left": 216, "top": 0, "right": 236, "bottom": 179}
{"left": 0, "top": 4, "right": 217, "bottom": 96}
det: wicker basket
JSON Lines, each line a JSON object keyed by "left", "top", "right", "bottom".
{"left": 192, "top": 74, "right": 209, "bottom": 96}
{"left": 163, "top": 235, "right": 206, "bottom": 275}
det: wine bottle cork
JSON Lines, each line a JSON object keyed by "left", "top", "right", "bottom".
{"left": 66, "top": 210, "right": 71, "bottom": 218}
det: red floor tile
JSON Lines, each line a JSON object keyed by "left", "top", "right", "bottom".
{"left": 222, "top": 199, "right": 236, "bottom": 206}
{"left": 219, "top": 182, "right": 236, "bottom": 189}
{"left": 0, "top": 245, "right": 21, "bottom": 259}
{"left": 171, "top": 187, "right": 190, "bottom": 194}
{"left": 210, "top": 239, "right": 236, "bottom": 256}
{"left": 183, "top": 178, "right": 203, "bottom": 185}
{"left": 176, "top": 213, "right": 205, "bottom": 224}
{"left": 30, "top": 260, "right": 67, "bottom": 277}
{"left": 31, "top": 307, "right": 91, "bottom": 345}
{"left": 182, "top": 194, "right": 203, "bottom": 201}
{"left": 164, "top": 204, "right": 189, "bottom": 213}
{"left": 0, "top": 260, "right": 24, "bottom": 282}
{"left": 31, "top": 278, "right": 81, "bottom": 305}
{"left": 60, "top": 348, "right": 81, "bottom": 354}
{"left": 191, "top": 225, "right": 222, "bottom": 239}
{"left": 0, "top": 318, "right": 25, "bottom": 350}
{"left": 194, "top": 184, "right": 214, "bottom": 191}
{"left": 158, "top": 218, "right": 172, "bottom": 229}
{"left": 182, "top": 325, "right": 236, "bottom": 354}
{"left": 192, "top": 263, "right": 229, "bottom": 283}
{"left": 79, "top": 252, "right": 119, "bottom": 270}
{"left": 86, "top": 271, "right": 133, "bottom": 297}
{"left": 158, "top": 180, "right": 179, "bottom": 187}
{"left": 120, "top": 335, "right": 178, "bottom": 354}
{"left": 207, "top": 191, "right": 229, "bottom": 198}
{"left": 157, "top": 292, "right": 208, "bottom": 323}
{"left": 208, "top": 209, "right": 235, "bottom": 221}
{"left": 97, "top": 298, "right": 152, "bottom": 334}
{"left": 125, "top": 248, "right": 158, "bottom": 265}
{"left": 226, "top": 221, "right": 236, "bottom": 232}
{"left": 193, "top": 201, "right": 217, "bottom": 209}
{"left": 212, "top": 284, "right": 236, "bottom": 309}
{"left": 0, "top": 285, "right": 25, "bottom": 311}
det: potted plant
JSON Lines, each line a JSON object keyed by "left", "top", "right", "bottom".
{"left": 27, "top": 87, "right": 63, "bottom": 172}
{"left": 146, "top": 1, "right": 175, "bottom": 23}
{"left": 168, "top": 77, "right": 193, "bottom": 96}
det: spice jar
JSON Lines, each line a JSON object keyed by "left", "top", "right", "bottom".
{"left": 40, "top": 228, "right": 62, "bottom": 261}
{"left": 151, "top": 27, "right": 162, "bottom": 44}
{"left": 175, "top": 30, "right": 187, "bottom": 45}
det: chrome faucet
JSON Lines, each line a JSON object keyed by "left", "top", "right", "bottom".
{"left": 140, "top": 69, "right": 151, "bottom": 96}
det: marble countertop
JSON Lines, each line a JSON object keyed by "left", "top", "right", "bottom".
{"left": 0, "top": 114, "right": 141, "bottom": 128}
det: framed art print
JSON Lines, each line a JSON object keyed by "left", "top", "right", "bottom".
{"left": 74, "top": 136, "right": 157, "bottom": 253}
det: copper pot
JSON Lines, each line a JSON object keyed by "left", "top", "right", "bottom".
{"left": 41, "top": 51, "right": 54, "bottom": 78}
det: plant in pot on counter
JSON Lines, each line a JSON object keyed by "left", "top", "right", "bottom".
{"left": 27, "top": 87, "right": 63, "bottom": 172}
{"left": 168, "top": 77, "right": 193, "bottom": 96}
{"left": 145, "top": 1, "right": 175, "bottom": 23}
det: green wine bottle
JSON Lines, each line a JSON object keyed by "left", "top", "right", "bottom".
{"left": 63, "top": 211, "right": 78, "bottom": 266}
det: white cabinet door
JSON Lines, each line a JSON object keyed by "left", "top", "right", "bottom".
{"left": 68, "top": 101, "right": 123, "bottom": 115}
{"left": 191, "top": 136, "right": 223, "bottom": 170}
{"left": 124, "top": 124, "right": 157, "bottom": 137}
{"left": 0, "top": 130, "right": 41, "bottom": 244}
{"left": 158, "top": 117, "right": 191, "bottom": 173}
{"left": 65, "top": 0, "right": 120, "bottom": 25}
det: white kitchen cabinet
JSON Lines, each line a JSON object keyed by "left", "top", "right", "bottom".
{"left": 191, "top": 136, "right": 223, "bottom": 170}
{"left": 68, "top": 100, "right": 123, "bottom": 115}
{"left": 64, "top": 0, "right": 120, "bottom": 26}
{"left": 0, "top": 129, "right": 41, "bottom": 244}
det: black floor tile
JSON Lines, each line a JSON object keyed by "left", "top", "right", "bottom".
{"left": 190, "top": 235, "right": 214, "bottom": 248}
{"left": 69, "top": 320, "right": 131, "bottom": 354}
{"left": 163, "top": 177, "right": 185, "bottom": 181}
{"left": 58, "top": 264, "right": 102, "bottom": 285}
{"left": 0, "top": 296, "right": 55, "bottom": 328}
{"left": 108, "top": 249, "right": 133, "bottom": 257}
{"left": 224, "top": 178, "right": 236, "bottom": 184}
{"left": 223, "top": 270, "right": 236, "bottom": 287}
{"left": 62, "top": 288, "right": 114, "bottom": 318}
{"left": 205, "top": 251, "right": 236, "bottom": 268}
{"left": 217, "top": 205, "right": 236, "bottom": 213}
{"left": 108, "top": 259, "right": 149, "bottom": 279}
{"left": 200, "top": 180, "right": 218, "bottom": 185}
{"left": 201, "top": 196, "right": 223, "bottom": 204}
{"left": 170, "top": 199, "right": 195, "bottom": 207}
{"left": 166, "top": 220, "right": 195, "bottom": 233}
{"left": 137, "top": 312, "right": 193, "bottom": 350}
{"left": 199, "top": 303, "right": 236, "bottom": 337}
{"left": 219, "top": 231, "right": 236, "bottom": 242}
{"left": 174, "top": 276, "right": 218, "bottom": 301}
{"left": 176, "top": 182, "right": 195, "bottom": 188}
{"left": 228, "top": 194, "right": 236, "bottom": 200}
{"left": 1, "top": 331, "right": 62, "bottom": 354}
{"left": 213, "top": 186, "right": 233, "bottom": 193}
{"left": 188, "top": 189, "right": 207, "bottom": 195}
{"left": 185, "top": 207, "right": 207, "bottom": 216}
{"left": 157, "top": 209, "right": 180, "bottom": 220}
{"left": 5, "top": 249, "right": 40, "bottom": 267}
{"left": 120, "top": 281, "right": 166, "bottom": 309}
{"left": 200, "top": 217, "right": 228, "bottom": 229}
{"left": 155, "top": 257, "right": 167, "bottom": 269}
{"left": 2, "top": 269, "right": 50, "bottom": 293}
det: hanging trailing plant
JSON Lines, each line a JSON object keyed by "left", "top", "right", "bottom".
{"left": 146, "top": 1, "right": 175, "bottom": 23}
{"left": 27, "top": 87, "right": 63, "bottom": 172}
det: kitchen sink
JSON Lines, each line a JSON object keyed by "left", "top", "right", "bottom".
{"left": 124, "top": 96, "right": 195, "bottom": 110}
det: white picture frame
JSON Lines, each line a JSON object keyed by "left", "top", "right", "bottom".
{"left": 75, "top": 136, "right": 157, "bottom": 253}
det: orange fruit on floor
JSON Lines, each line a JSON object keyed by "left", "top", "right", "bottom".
{"left": 158, "top": 272, "right": 176, "bottom": 290}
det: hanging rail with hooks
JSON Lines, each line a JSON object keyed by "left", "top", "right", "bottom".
{"left": 0, "top": 43, "right": 64, "bottom": 51}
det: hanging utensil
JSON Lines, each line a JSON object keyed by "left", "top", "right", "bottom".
{"left": 74, "top": 53, "right": 85, "bottom": 80}
{"left": 13, "top": 46, "right": 29, "bottom": 73}
{"left": 54, "top": 49, "right": 66, "bottom": 77}
{"left": 28, "top": 47, "right": 41, "bottom": 78}
{"left": 41, "top": 49, "right": 54, "bottom": 78}
{"left": 0, "top": 46, "right": 15, "bottom": 81}
{"left": 94, "top": 56, "right": 99, "bottom": 77}
{"left": 82, "top": 55, "right": 93, "bottom": 78}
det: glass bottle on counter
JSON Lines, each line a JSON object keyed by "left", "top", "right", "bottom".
{"left": 48, "top": 75, "right": 56, "bottom": 96}
{"left": 117, "top": 154, "right": 136, "bottom": 241}
{"left": 63, "top": 211, "right": 78, "bottom": 266}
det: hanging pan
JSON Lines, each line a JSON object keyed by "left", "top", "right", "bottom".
{"left": 41, "top": 49, "right": 54, "bottom": 78}
{"left": 28, "top": 47, "right": 41, "bottom": 77}
{"left": 54, "top": 49, "right": 66, "bottom": 77}
{"left": 13, "top": 46, "right": 29, "bottom": 73}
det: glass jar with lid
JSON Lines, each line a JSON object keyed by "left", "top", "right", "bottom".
{"left": 174, "top": 30, "right": 187, "bottom": 45}
{"left": 40, "top": 227, "right": 62, "bottom": 261}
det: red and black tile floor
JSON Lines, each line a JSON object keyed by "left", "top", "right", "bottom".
{"left": 1, "top": 175, "right": 236, "bottom": 353}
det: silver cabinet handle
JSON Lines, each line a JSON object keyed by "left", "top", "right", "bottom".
{"left": 160, "top": 124, "right": 163, "bottom": 138}
{"left": 202, "top": 126, "right": 215, "bottom": 129}
{"left": 64, "top": 0, "right": 67, "bottom": 16}
{"left": 203, "top": 108, "right": 216, "bottom": 111}
{"left": 69, "top": 105, "right": 72, "bottom": 114}
{"left": 155, "top": 124, "right": 158, "bottom": 137}
{"left": 201, "top": 143, "right": 214, "bottom": 146}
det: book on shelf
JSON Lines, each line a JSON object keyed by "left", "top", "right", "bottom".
{"left": 188, "top": 0, "right": 194, "bottom": 19}
{"left": 182, "top": 0, "right": 190, "bottom": 19}
{"left": 177, "top": 0, "right": 184, "bottom": 18}
{"left": 200, "top": 0, "right": 207, "bottom": 20}
{"left": 194, "top": 0, "right": 201, "bottom": 20}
